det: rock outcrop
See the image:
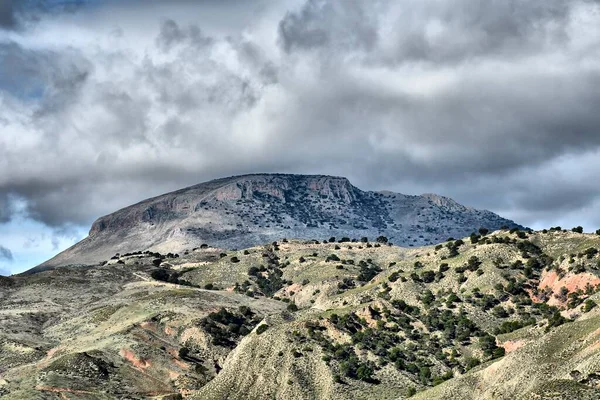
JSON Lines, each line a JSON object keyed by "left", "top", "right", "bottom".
{"left": 32, "top": 173, "right": 521, "bottom": 271}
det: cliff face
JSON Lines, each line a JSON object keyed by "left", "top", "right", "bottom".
{"left": 89, "top": 175, "right": 360, "bottom": 236}
{"left": 34, "top": 173, "right": 522, "bottom": 270}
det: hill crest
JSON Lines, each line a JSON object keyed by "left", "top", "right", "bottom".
{"left": 34, "top": 173, "right": 522, "bottom": 271}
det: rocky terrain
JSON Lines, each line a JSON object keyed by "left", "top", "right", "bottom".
{"left": 2, "top": 228, "right": 600, "bottom": 399}
{"left": 34, "top": 174, "right": 520, "bottom": 271}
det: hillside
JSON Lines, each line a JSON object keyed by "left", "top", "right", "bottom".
{"left": 3, "top": 228, "right": 600, "bottom": 399}
{"left": 33, "top": 174, "right": 521, "bottom": 271}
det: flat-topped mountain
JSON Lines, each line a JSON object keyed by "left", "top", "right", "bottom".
{"left": 34, "top": 173, "right": 521, "bottom": 270}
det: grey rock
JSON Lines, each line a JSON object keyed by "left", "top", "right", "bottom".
{"left": 30, "top": 173, "right": 522, "bottom": 272}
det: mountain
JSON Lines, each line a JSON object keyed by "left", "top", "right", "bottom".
{"left": 2, "top": 229, "right": 600, "bottom": 399}
{"left": 33, "top": 173, "right": 521, "bottom": 271}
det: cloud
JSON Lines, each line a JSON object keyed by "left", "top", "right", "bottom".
{"left": 0, "top": 0, "right": 600, "bottom": 270}
{"left": 0, "top": 194, "right": 12, "bottom": 223}
{"left": 0, "top": 0, "right": 18, "bottom": 29}
{"left": 0, "top": 244, "right": 13, "bottom": 276}
{"left": 279, "top": 0, "right": 570, "bottom": 63}
{"left": 0, "top": 245, "right": 13, "bottom": 261}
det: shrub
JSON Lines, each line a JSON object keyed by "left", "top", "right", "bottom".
{"left": 376, "top": 236, "right": 388, "bottom": 243}
{"left": 583, "top": 299, "right": 597, "bottom": 313}
{"left": 256, "top": 324, "right": 269, "bottom": 335}
{"left": 178, "top": 347, "right": 190, "bottom": 358}
{"left": 421, "top": 270, "right": 435, "bottom": 283}
{"left": 492, "top": 306, "right": 508, "bottom": 318}
{"left": 326, "top": 254, "right": 341, "bottom": 262}
{"left": 419, "top": 366, "right": 431, "bottom": 384}
{"left": 465, "top": 357, "right": 480, "bottom": 370}
{"left": 151, "top": 269, "right": 170, "bottom": 281}
{"left": 200, "top": 307, "right": 259, "bottom": 346}
{"left": 356, "top": 363, "right": 375, "bottom": 381}
{"left": 546, "top": 311, "right": 569, "bottom": 332}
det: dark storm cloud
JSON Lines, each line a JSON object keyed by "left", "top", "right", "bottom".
{"left": 0, "top": 195, "right": 11, "bottom": 223}
{"left": 0, "top": 0, "right": 91, "bottom": 30}
{"left": 0, "top": 244, "right": 12, "bottom": 276}
{"left": 279, "top": 0, "right": 569, "bottom": 63}
{"left": 0, "top": 0, "right": 18, "bottom": 29}
{"left": 155, "top": 19, "right": 214, "bottom": 52}
{"left": 279, "top": 0, "right": 378, "bottom": 53}
{"left": 0, "top": 41, "right": 90, "bottom": 103}
{"left": 0, "top": 245, "right": 12, "bottom": 261}
{"left": 1, "top": 0, "right": 600, "bottom": 241}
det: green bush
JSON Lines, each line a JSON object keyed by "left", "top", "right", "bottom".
{"left": 256, "top": 324, "right": 269, "bottom": 335}
{"left": 582, "top": 299, "right": 597, "bottom": 313}
{"left": 178, "top": 347, "right": 190, "bottom": 358}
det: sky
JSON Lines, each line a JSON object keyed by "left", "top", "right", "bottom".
{"left": 1, "top": 0, "right": 600, "bottom": 275}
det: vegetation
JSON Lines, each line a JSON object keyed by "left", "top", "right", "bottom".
{"left": 5, "top": 228, "right": 600, "bottom": 399}
{"left": 200, "top": 307, "right": 261, "bottom": 348}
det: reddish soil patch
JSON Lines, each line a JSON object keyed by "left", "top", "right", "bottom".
{"left": 167, "top": 348, "right": 179, "bottom": 357}
{"left": 356, "top": 306, "right": 380, "bottom": 328}
{"left": 539, "top": 271, "right": 600, "bottom": 293}
{"left": 173, "top": 358, "right": 189, "bottom": 369}
{"left": 164, "top": 325, "right": 176, "bottom": 336}
{"left": 140, "top": 321, "right": 158, "bottom": 332}
{"left": 282, "top": 283, "right": 303, "bottom": 296}
{"left": 535, "top": 271, "right": 600, "bottom": 306}
{"left": 589, "top": 341, "right": 600, "bottom": 351}
{"left": 37, "top": 345, "right": 65, "bottom": 368}
{"left": 120, "top": 348, "right": 151, "bottom": 370}
{"left": 502, "top": 339, "right": 526, "bottom": 353}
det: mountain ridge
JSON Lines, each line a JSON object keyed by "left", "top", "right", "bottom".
{"left": 32, "top": 173, "right": 522, "bottom": 272}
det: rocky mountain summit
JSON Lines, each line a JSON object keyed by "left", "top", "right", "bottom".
{"left": 35, "top": 173, "right": 520, "bottom": 270}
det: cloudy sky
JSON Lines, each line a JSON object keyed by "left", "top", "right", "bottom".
{"left": 1, "top": 0, "right": 600, "bottom": 275}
